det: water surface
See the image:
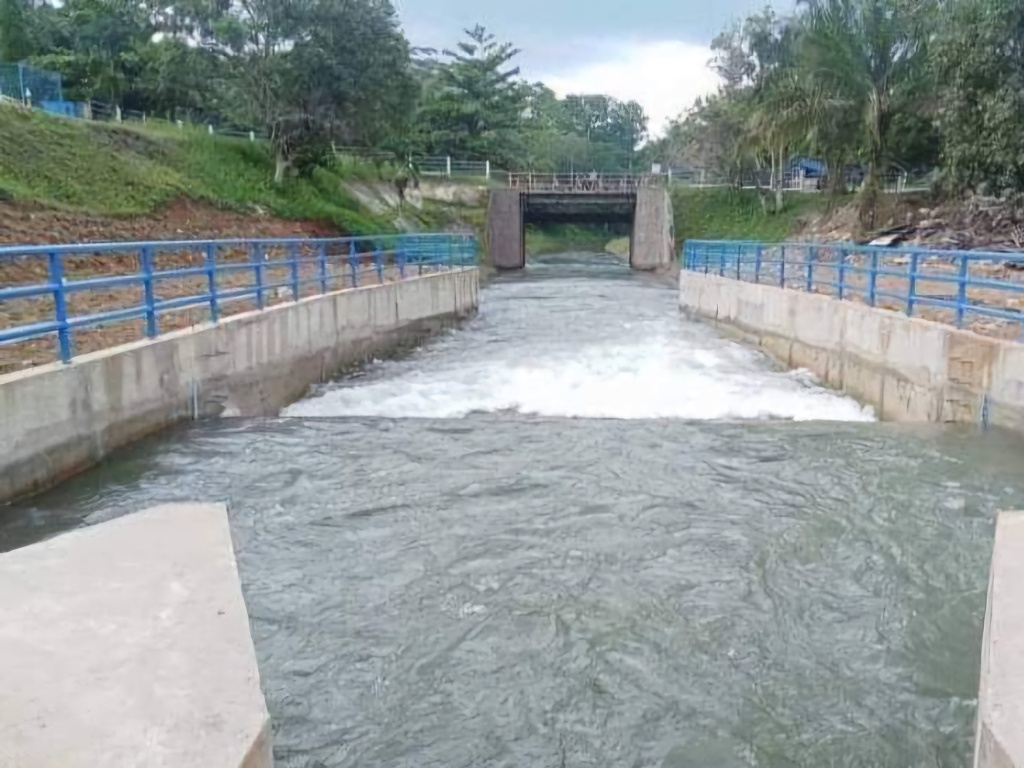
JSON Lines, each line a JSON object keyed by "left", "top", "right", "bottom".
{"left": 4, "top": 254, "right": 1021, "bottom": 768}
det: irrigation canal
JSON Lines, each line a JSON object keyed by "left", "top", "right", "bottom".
{"left": 4, "top": 252, "right": 1024, "bottom": 767}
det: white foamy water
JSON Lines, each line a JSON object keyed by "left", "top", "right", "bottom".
{"left": 284, "top": 258, "right": 874, "bottom": 422}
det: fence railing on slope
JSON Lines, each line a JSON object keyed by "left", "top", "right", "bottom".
{"left": 682, "top": 239, "right": 1024, "bottom": 341}
{"left": 662, "top": 168, "right": 922, "bottom": 193}
{"left": 0, "top": 233, "right": 477, "bottom": 373}
{"left": 332, "top": 146, "right": 494, "bottom": 180}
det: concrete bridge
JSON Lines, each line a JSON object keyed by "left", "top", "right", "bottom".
{"left": 486, "top": 173, "right": 674, "bottom": 270}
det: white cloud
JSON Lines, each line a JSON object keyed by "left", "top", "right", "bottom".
{"left": 540, "top": 39, "right": 721, "bottom": 138}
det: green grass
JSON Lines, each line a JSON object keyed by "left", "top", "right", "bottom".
{"left": 673, "top": 187, "right": 842, "bottom": 244}
{"left": 525, "top": 223, "right": 627, "bottom": 255}
{"left": 0, "top": 105, "right": 395, "bottom": 233}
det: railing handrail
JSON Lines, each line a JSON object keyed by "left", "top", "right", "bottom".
{"left": 684, "top": 238, "right": 1024, "bottom": 263}
{"left": 0, "top": 233, "right": 478, "bottom": 368}
{"left": 0, "top": 232, "right": 465, "bottom": 258}
{"left": 681, "top": 238, "right": 1024, "bottom": 336}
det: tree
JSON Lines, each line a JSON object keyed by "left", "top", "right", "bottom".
{"left": 0, "top": 0, "right": 32, "bottom": 62}
{"left": 419, "top": 25, "right": 526, "bottom": 165}
{"left": 933, "top": 0, "right": 1024, "bottom": 194}
{"left": 797, "top": 0, "right": 935, "bottom": 221}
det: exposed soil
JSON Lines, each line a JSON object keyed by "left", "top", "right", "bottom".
{"left": 0, "top": 198, "right": 338, "bottom": 246}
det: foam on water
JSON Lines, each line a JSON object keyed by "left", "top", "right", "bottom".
{"left": 285, "top": 338, "right": 872, "bottom": 421}
{"left": 284, "top": 261, "right": 875, "bottom": 422}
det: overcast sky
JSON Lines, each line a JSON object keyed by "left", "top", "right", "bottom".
{"left": 395, "top": 0, "right": 794, "bottom": 136}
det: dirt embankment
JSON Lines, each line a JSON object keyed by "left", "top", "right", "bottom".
{"left": 796, "top": 193, "right": 1024, "bottom": 252}
{"left": 0, "top": 198, "right": 338, "bottom": 246}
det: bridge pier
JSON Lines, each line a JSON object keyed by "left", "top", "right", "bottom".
{"left": 630, "top": 187, "right": 674, "bottom": 271}
{"left": 486, "top": 188, "right": 525, "bottom": 270}
{"left": 485, "top": 175, "right": 674, "bottom": 271}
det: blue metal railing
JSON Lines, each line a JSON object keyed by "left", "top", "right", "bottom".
{"left": 0, "top": 233, "right": 477, "bottom": 365}
{"left": 681, "top": 239, "right": 1024, "bottom": 335}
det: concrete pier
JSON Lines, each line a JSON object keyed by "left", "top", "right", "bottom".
{"left": 629, "top": 187, "right": 674, "bottom": 270}
{"left": 975, "top": 511, "right": 1024, "bottom": 768}
{"left": 0, "top": 503, "right": 271, "bottom": 768}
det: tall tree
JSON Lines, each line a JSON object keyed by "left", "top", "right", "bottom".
{"left": 419, "top": 24, "right": 526, "bottom": 164}
{"left": 933, "top": 0, "right": 1024, "bottom": 194}
{"left": 798, "top": 0, "right": 934, "bottom": 221}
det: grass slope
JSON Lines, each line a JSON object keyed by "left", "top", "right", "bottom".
{"left": 673, "top": 188, "right": 840, "bottom": 243}
{"left": 0, "top": 105, "right": 391, "bottom": 233}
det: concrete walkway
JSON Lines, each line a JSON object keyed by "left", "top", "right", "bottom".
{"left": 0, "top": 503, "right": 271, "bottom": 768}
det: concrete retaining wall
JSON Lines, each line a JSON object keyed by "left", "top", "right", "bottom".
{"left": 0, "top": 270, "right": 479, "bottom": 502}
{"left": 975, "top": 511, "right": 1024, "bottom": 768}
{"left": 679, "top": 271, "right": 1024, "bottom": 428}
{"left": 0, "top": 502, "right": 271, "bottom": 768}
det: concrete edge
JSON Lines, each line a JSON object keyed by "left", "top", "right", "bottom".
{"left": 974, "top": 510, "right": 1024, "bottom": 768}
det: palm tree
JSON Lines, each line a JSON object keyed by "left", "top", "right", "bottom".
{"left": 796, "top": 0, "right": 933, "bottom": 223}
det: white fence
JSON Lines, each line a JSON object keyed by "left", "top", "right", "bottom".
{"left": 660, "top": 167, "right": 927, "bottom": 194}
{"left": 332, "top": 147, "right": 493, "bottom": 179}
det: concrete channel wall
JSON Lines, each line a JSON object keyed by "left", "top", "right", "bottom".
{"left": 0, "top": 269, "right": 479, "bottom": 503}
{"left": 679, "top": 271, "right": 1024, "bottom": 429}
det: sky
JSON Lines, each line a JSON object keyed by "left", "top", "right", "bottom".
{"left": 394, "top": 0, "right": 793, "bottom": 137}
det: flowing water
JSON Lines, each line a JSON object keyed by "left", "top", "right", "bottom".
{"left": 4, "top": 253, "right": 1024, "bottom": 768}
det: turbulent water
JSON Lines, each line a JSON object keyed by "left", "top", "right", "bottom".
{"left": 5, "top": 253, "right": 1024, "bottom": 768}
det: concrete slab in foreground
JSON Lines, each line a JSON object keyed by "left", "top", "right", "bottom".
{"left": 0, "top": 503, "right": 271, "bottom": 768}
{"left": 975, "top": 511, "right": 1024, "bottom": 768}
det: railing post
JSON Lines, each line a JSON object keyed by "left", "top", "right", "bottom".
{"left": 205, "top": 243, "right": 218, "bottom": 323}
{"left": 348, "top": 241, "right": 359, "bottom": 287}
{"left": 806, "top": 246, "right": 816, "bottom": 293}
{"left": 837, "top": 247, "right": 846, "bottom": 301}
{"left": 373, "top": 247, "right": 384, "bottom": 283}
{"left": 446, "top": 156, "right": 451, "bottom": 178}
{"left": 868, "top": 251, "right": 879, "bottom": 307}
{"left": 252, "top": 243, "right": 264, "bottom": 309}
{"left": 48, "top": 250, "right": 71, "bottom": 363}
{"left": 754, "top": 245, "right": 762, "bottom": 284}
{"left": 318, "top": 243, "right": 328, "bottom": 294}
{"left": 779, "top": 246, "right": 786, "bottom": 288}
{"left": 485, "top": 160, "right": 491, "bottom": 180}
{"left": 396, "top": 241, "right": 406, "bottom": 279}
{"left": 718, "top": 244, "right": 725, "bottom": 277}
{"left": 735, "top": 243, "right": 742, "bottom": 280}
{"left": 906, "top": 252, "right": 918, "bottom": 317}
{"left": 956, "top": 254, "right": 969, "bottom": 328}
{"left": 289, "top": 242, "right": 300, "bottom": 301}
{"left": 140, "top": 246, "right": 158, "bottom": 338}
